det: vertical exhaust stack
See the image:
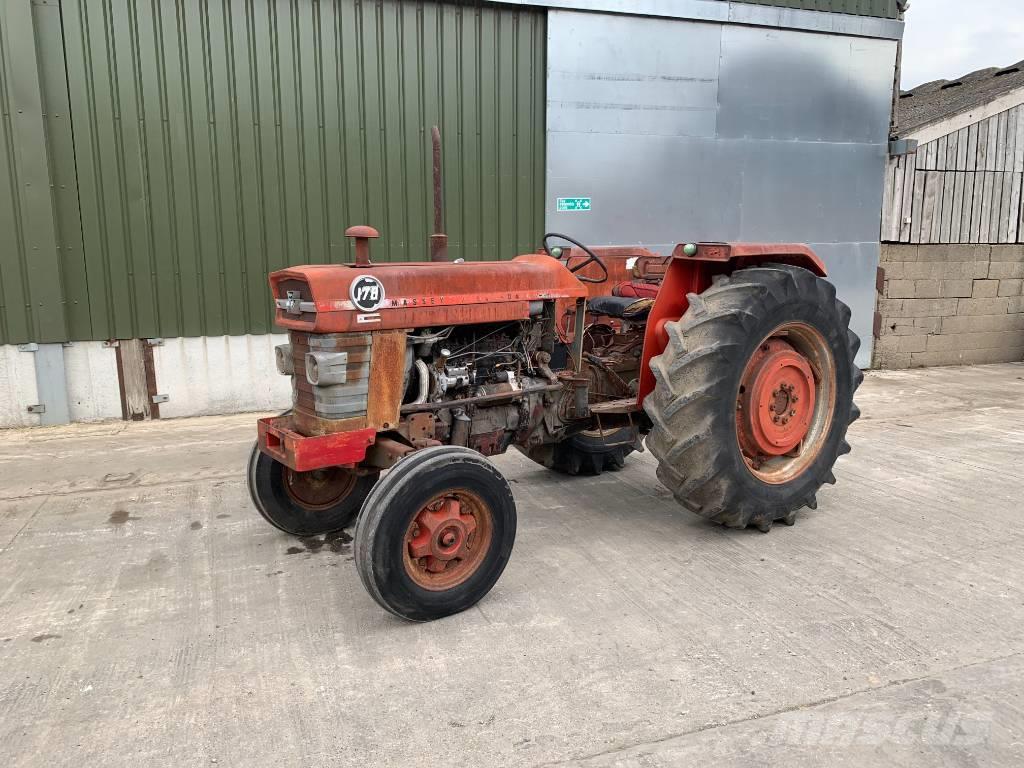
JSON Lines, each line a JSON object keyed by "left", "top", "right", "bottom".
{"left": 430, "top": 126, "right": 449, "bottom": 262}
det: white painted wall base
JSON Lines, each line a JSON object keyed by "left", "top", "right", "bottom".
{"left": 0, "top": 345, "right": 42, "bottom": 428}
{"left": 0, "top": 335, "right": 292, "bottom": 429}
{"left": 152, "top": 335, "right": 291, "bottom": 419}
{"left": 64, "top": 342, "right": 122, "bottom": 422}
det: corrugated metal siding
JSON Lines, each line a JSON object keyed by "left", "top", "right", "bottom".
{"left": 9, "top": 0, "right": 545, "bottom": 345}
{"left": 59, "top": 0, "right": 546, "bottom": 341}
{"left": 0, "top": 2, "right": 69, "bottom": 346}
{"left": 0, "top": 6, "right": 26, "bottom": 345}
{"left": 741, "top": 0, "right": 900, "bottom": 18}
{"left": 1, "top": 0, "right": 894, "bottom": 347}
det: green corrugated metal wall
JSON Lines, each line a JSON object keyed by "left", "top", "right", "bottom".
{"left": 0, "top": 0, "right": 897, "bottom": 345}
{"left": 0, "top": 1, "right": 70, "bottom": 346}
{"left": 743, "top": 0, "right": 900, "bottom": 18}
{"left": 0, "top": 0, "right": 546, "bottom": 344}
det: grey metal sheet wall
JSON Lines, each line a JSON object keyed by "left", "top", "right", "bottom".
{"left": 546, "top": 11, "right": 898, "bottom": 366}
{"left": 490, "top": 0, "right": 904, "bottom": 39}
{"left": 0, "top": 0, "right": 546, "bottom": 345}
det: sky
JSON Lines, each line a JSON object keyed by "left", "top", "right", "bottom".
{"left": 901, "top": 0, "right": 1024, "bottom": 89}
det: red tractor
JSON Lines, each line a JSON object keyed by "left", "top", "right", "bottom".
{"left": 248, "top": 228, "right": 860, "bottom": 622}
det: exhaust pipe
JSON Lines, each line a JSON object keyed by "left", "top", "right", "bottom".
{"left": 430, "top": 126, "right": 449, "bottom": 262}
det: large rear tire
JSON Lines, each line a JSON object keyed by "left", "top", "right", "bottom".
{"left": 521, "top": 426, "right": 638, "bottom": 476}
{"left": 247, "top": 443, "right": 378, "bottom": 536}
{"left": 354, "top": 446, "right": 517, "bottom": 621}
{"left": 643, "top": 265, "right": 862, "bottom": 531}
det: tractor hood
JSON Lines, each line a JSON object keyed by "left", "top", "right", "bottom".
{"left": 270, "top": 254, "right": 588, "bottom": 334}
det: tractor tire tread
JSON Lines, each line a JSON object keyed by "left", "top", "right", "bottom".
{"left": 354, "top": 446, "right": 516, "bottom": 622}
{"left": 642, "top": 264, "right": 862, "bottom": 530}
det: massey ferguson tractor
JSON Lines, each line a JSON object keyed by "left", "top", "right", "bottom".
{"left": 247, "top": 222, "right": 861, "bottom": 621}
{"left": 247, "top": 131, "right": 859, "bottom": 622}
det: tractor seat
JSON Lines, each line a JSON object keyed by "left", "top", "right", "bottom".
{"left": 588, "top": 295, "right": 654, "bottom": 320}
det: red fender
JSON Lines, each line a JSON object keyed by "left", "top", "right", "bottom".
{"left": 636, "top": 243, "right": 827, "bottom": 406}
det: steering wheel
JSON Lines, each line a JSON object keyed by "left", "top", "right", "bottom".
{"left": 543, "top": 232, "right": 609, "bottom": 284}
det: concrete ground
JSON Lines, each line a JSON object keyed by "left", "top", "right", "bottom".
{"left": 1, "top": 363, "right": 1023, "bottom": 767}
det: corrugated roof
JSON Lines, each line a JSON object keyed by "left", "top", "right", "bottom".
{"left": 899, "top": 60, "right": 1024, "bottom": 133}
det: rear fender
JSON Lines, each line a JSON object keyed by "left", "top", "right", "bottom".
{"left": 676, "top": 242, "right": 827, "bottom": 277}
{"left": 636, "top": 243, "right": 827, "bottom": 406}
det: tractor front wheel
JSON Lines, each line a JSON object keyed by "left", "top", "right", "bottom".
{"left": 247, "top": 443, "right": 378, "bottom": 536}
{"left": 354, "top": 446, "right": 517, "bottom": 621}
{"left": 643, "top": 265, "right": 862, "bottom": 531}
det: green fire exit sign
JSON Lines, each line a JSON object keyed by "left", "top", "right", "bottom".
{"left": 557, "top": 197, "right": 592, "bottom": 212}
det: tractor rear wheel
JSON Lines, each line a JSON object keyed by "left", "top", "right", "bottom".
{"left": 522, "top": 426, "right": 638, "bottom": 475}
{"left": 247, "top": 443, "right": 378, "bottom": 536}
{"left": 354, "top": 446, "right": 517, "bottom": 621}
{"left": 643, "top": 265, "right": 862, "bottom": 531}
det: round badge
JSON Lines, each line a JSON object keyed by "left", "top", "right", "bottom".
{"left": 349, "top": 275, "right": 386, "bottom": 312}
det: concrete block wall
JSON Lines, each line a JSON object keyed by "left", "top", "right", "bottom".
{"left": 873, "top": 244, "right": 1024, "bottom": 369}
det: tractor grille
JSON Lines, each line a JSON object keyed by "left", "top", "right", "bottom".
{"left": 290, "top": 331, "right": 372, "bottom": 421}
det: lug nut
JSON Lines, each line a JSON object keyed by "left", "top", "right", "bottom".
{"left": 769, "top": 404, "right": 776, "bottom": 412}
{"left": 790, "top": 410, "right": 796, "bottom": 417}
{"left": 773, "top": 416, "right": 780, "bottom": 424}
{"left": 792, "top": 396, "right": 799, "bottom": 403}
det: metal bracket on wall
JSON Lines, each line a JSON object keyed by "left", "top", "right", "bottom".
{"left": 146, "top": 338, "right": 164, "bottom": 347}
{"left": 103, "top": 340, "right": 119, "bottom": 348}
{"left": 152, "top": 394, "right": 169, "bottom": 404}
{"left": 18, "top": 343, "right": 38, "bottom": 352}
{"left": 27, "top": 404, "right": 45, "bottom": 414}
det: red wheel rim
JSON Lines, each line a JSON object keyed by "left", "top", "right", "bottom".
{"left": 738, "top": 338, "right": 816, "bottom": 457}
{"left": 736, "top": 323, "right": 836, "bottom": 485}
{"left": 283, "top": 466, "right": 357, "bottom": 510}
{"left": 403, "top": 490, "right": 493, "bottom": 591}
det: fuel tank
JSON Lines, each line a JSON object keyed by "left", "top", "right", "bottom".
{"left": 270, "top": 254, "right": 588, "bottom": 334}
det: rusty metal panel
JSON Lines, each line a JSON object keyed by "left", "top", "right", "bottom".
{"left": 56, "top": 0, "right": 546, "bottom": 342}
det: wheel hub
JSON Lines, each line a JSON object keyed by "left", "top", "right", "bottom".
{"left": 408, "top": 498, "right": 478, "bottom": 574}
{"left": 284, "top": 466, "right": 357, "bottom": 510}
{"left": 737, "top": 338, "right": 817, "bottom": 459}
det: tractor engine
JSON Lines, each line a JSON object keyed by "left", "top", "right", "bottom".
{"left": 408, "top": 321, "right": 543, "bottom": 404}
{"left": 399, "top": 319, "right": 561, "bottom": 456}
{"left": 275, "top": 306, "right": 647, "bottom": 464}
{"left": 275, "top": 316, "right": 587, "bottom": 465}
